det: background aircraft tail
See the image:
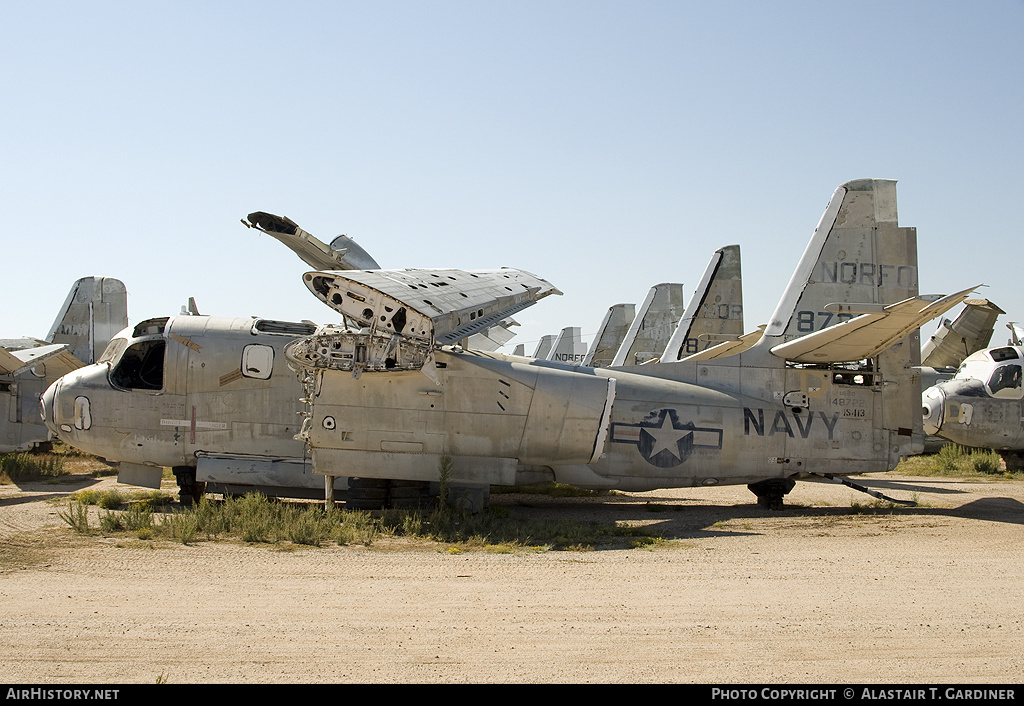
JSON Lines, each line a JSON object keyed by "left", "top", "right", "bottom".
{"left": 661, "top": 244, "right": 743, "bottom": 362}
{"left": 583, "top": 303, "right": 635, "bottom": 367}
{"left": 46, "top": 277, "right": 128, "bottom": 364}
{"left": 610, "top": 283, "right": 685, "bottom": 366}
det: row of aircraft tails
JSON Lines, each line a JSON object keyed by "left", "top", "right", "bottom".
{"left": 10, "top": 178, "right": 1022, "bottom": 512}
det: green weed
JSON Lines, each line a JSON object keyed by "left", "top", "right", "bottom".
{"left": 58, "top": 501, "right": 91, "bottom": 534}
{"left": 1, "top": 452, "right": 67, "bottom": 482}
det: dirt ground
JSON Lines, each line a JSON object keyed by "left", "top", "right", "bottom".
{"left": 1, "top": 467, "right": 1022, "bottom": 685}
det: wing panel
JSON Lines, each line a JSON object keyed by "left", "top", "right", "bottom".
{"left": 303, "top": 268, "right": 560, "bottom": 344}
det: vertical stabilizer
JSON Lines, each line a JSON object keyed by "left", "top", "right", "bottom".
{"left": 661, "top": 245, "right": 743, "bottom": 362}
{"left": 759, "top": 178, "right": 925, "bottom": 460}
{"left": 763, "top": 179, "right": 916, "bottom": 345}
{"left": 583, "top": 303, "right": 636, "bottom": 367}
{"left": 533, "top": 335, "right": 555, "bottom": 359}
{"left": 46, "top": 277, "right": 129, "bottom": 364}
{"left": 610, "top": 283, "right": 685, "bottom": 366}
{"left": 546, "top": 326, "right": 588, "bottom": 364}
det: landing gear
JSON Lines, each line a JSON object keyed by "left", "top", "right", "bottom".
{"left": 344, "top": 477, "right": 487, "bottom": 512}
{"left": 172, "top": 466, "right": 206, "bottom": 506}
{"left": 346, "top": 477, "right": 432, "bottom": 511}
{"left": 747, "top": 478, "right": 795, "bottom": 511}
{"left": 999, "top": 451, "right": 1024, "bottom": 473}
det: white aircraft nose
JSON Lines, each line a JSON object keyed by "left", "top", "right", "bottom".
{"left": 922, "top": 386, "right": 945, "bottom": 436}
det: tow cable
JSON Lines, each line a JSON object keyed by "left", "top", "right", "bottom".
{"left": 810, "top": 473, "right": 917, "bottom": 506}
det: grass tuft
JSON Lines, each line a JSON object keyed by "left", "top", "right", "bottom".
{"left": 1, "top": 452, "right": 67, "bottom": 483}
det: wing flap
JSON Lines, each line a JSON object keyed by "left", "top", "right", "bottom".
{"left": 770, "top": 286, "right": 979, "bottom": 363}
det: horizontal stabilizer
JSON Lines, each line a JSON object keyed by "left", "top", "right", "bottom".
{"left": 0, "top": 343, "right": 81, "bottom": 377}
{"left": 680, "top": 325, "right": 765, "bottom": 362}
{"left": 770, "top": 286, "right": 979, "bottom": 363}
{"left": 245, "top": 212, "right": 381, "bottom": 271}
{"left": 302, "top": 268, "right": 561, "bottom": 345}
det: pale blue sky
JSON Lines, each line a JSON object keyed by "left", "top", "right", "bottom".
{"left": 3, "top": 1, "right": 1022, "bottom": 354}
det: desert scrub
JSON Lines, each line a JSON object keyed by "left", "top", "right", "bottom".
{"left": 896, "top": 444, "right": 1020, "bottom": 478}
{"left": 74, "top": 489, "right": 672, "bottom": 552}
{"left": 1, "top": 452, "right": 67, "bottom": 482}
{"left": 58, "top": 501, "right": 91, "bottom": 534}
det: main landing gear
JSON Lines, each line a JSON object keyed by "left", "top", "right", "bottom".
{"left": 172, "top": 466, "right": 206, "bottom": 506}
{"left": 747, "top": 478, "right": 796, "bottom": 511}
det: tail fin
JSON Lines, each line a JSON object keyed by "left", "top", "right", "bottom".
{"left": 610, "top": 283, "right": 686, "bottom": 366}
{"left": 583, "top": 303, "right": 636, "bottom": 367}
{"left": 547, "top": 326, "right": 588, "bottom": 364}
{"left": 661, "top": 244, "right": 743, "bottom": 362}
{"left": 756, "top": 178, "right": 975, "bottom": 459}
{"left": 46, "top": 277, "right": 128, "bottom": 364}
{"left": 763, "top": 179, "right": 917, "bottom": 345}
{"left": 533, "top": 335, "right": 555, "bottom": 359}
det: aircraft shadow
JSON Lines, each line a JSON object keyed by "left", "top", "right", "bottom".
{"left": 496, "top": 488, "right": 1024, "bottom": 547}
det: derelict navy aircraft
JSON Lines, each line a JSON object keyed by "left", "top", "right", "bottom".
{"left": 2, "top": 277, "right": 126, "bottom": 452}
{"left": 285, "top": 178, "right": 977, "bottom": 510}
{"left": 40, "top": 215, "right": 558, "bottom": 503}
{"left": 921, "top": 332, "right": 1024, "bottom": 470}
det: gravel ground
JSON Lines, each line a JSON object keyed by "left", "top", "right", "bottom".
{"left": 1, "top": 469, "right": 1022, "bottom": 684}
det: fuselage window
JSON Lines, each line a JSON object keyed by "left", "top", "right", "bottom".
{"left": 241, "top": 344, "right": 274, "bottom": 380}
{"left": 110, "top": 339, "right": 166, "bottom": 391}
{"left": 987, "top": 363, "right": 1022, "bottom": 399}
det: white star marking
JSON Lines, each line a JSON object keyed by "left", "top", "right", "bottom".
{"left": 642, "top": 413, "right": 690, "bottom": 460}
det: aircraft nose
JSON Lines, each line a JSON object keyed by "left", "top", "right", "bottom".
{"left": 922, "top": 386, "right": 945, "bottom": 436}
{"left": 40, "top": 379, "right": 60, "bottom": 435}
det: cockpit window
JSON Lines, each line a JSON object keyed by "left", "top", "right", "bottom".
{"left": 98, "top": 337, "right": 128, "bottom": 365}
{"left": 987, "top": 363, "right": 1022, "bottom": 399}
{"left": 132, "top": 318, "right": 169, "bottom": 338}
{"left": 110, "top": 339, "right": 166, "bottom": 391}
{"left": 990, "top": 347, "right": 1020, "bottom": 362}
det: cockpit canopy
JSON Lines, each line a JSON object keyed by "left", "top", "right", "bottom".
{"left": 953, "top": 346, "right": 1023, "bottom": 399}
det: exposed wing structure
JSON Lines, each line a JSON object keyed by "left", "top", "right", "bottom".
{"left": 288, "top": 268, "right": 560, "bottom": 376}
{"left": 303, "top": 268, "right": 559, "bottom": 345}
{"left": 921, "top": 298, "right": 1004, "bottom": 368}
{"left": 770, "top": 287, "right": 979, "bottom": 363}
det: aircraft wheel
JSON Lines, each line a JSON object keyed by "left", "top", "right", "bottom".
{"left": 346, "top": 477, "right": 389, "bottom": 510}
{"left": 747, "top": 478, "right": 795, "bottom": 511}
{"left": 172, "top": 466, "right": 205, "bottom": 506}
{"left": 388, "top": 480, "right": 431, "bottom": 510}
{"left": 999, "top": 451, "right": 1024, "bottom": 473}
